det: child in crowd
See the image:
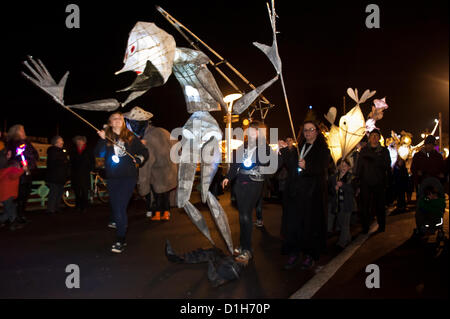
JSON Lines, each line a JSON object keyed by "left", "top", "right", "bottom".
{"left": 328, "top": 158, "right": 356, "bottom": 249}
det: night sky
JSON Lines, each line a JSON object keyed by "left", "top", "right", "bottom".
{"left": 3, "top": 0, "right": 449, "bottom": 147}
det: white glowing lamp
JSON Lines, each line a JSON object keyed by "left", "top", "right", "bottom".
{"left": 398, "top": 145, "right": 410, "bottom": 160}
{"left": 112, "top": 155, "right": 120, "bottom": 163}
{"left": 224, "top": 93, "right": 243, "bottom": 112}
{"left": 243, "top": 158, "right": 253, "bottom": 168}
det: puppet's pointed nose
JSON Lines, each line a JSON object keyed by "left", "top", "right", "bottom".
{"left": 115, "top": 67, "right": 128, "bottom": 75}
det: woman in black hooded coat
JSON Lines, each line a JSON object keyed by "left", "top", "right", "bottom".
{"left": 281, "top": 121, "right": 330, "bottom": 270}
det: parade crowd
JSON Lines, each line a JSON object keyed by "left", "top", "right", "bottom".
{"left": 0, "top": 116, "right": 448, "bottom": 270}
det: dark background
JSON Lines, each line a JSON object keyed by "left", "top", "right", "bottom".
{"left": 2, "top": 0, "right": 449, "bottom": 146}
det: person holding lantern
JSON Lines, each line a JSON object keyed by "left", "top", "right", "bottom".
{"left": 95, "top": 112, "right": 149, "bottom": 253}
{"left": 6, "top": 124, "right": 39, "bottom": 223}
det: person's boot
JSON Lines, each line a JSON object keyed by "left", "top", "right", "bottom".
{"left": 161, "top": 211, "right": 170, "bottom": 221}
{"left": 151, "top": 211, "right": 161, "bottom": 221}
{"left": 300, "top": 255, "right": 315, "bottom": 270}
{"left": 283, "top": 254, "right": 300, "bottom": 270}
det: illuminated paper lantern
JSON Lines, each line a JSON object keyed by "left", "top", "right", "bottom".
{"left": 116, "top": 22, "right": 176, "bottom": 84}
{"left": 339, "top": 105, "right": 366, "bottom": 160}
{"left": 326, "top": 124, "right": 342, "bottom": 164}
{"left": 398, "top": 145, "right": 410, "bottom": 160}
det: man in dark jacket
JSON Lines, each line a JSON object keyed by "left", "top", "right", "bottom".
{"left": 46, "top": 136, "right": 69, "bottom": 213}
{"left": 410, "top": 135, "right": 445, "bottom": 235}
{"left": 70, "top": 136, "right": 94, "bottom": 213}
{"left": 410, "top": 135, "right": 445, "bottom": 188}
{"left": 356, "top": 129, "right": 391, "bottom": 233}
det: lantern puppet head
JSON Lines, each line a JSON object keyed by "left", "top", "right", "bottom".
{"left": 115, "top": 22, "right": 176, "bottom": 86}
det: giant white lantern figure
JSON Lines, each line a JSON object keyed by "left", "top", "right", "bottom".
{"left": 22, "top": 19, "right": 280, "bottom": 254}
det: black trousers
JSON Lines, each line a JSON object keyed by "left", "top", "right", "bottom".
{"left": 145, "top": 187, "right": 170, "bottom": 212}
{"left": 47, "top": 183, "right": 64, "bottom": 212}
{"left": 17, "top": 179, "right": 32, "bottom": 216}
{"left": 360, "top": 183, "right": 386, "bottom": 231}
{"left": 235, "top": 179, "right": 264, "bottom": 252}
{"left": 73, "top": 183, "right": 89, "bottom": 210}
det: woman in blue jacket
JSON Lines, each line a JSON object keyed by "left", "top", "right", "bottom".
{"left": 96, "top": 112, "right": 149, "bottom": 253}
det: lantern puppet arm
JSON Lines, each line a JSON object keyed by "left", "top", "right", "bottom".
{"left": 22, "top": 56, "right": 122, "bottom": 111}
{"left": 21, "top": 56, "right": 69, "bottom": 104}
{"left": 232, "top": 75, "right": 279, "bottom": 115}
{"left": 172, "top": 48, "right": 226, "bottom": 113}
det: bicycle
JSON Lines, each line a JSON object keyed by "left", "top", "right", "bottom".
{"left": 62, "top": 171, "right": 108, "bottom": 207}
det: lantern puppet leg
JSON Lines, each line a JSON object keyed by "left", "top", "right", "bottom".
{"left": 177, "top": 158, "right": 216, "bottom": 246}
{"left": 200, "top": 136, "right": 234, "bottom": 254}
{"left": 206, "top": 191, "right": 233, "bottom": 254}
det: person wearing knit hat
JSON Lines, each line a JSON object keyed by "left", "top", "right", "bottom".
{"left": 424, "top": 135, "right": 436, "bottom": 146}
{"left": 355, "top": 127, "right": 391, "bottom": 234}
{"left": 123, "top": 106, "right": 177, "bottom": 222}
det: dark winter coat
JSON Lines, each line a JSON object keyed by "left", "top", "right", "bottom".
{"left": 7, "top": 139, "right": 39, "bottom": 184}
{"left": 411, "top": 149, "right": 445, "bottom": 186}
{"left": 95, "top": 136, "right": 149, "bottom": 179}
{"left": 393, "top": 163, "right": 409, "bottom": 191}
{"left": 6, "top": 139, "right": 39, "bottom": 170}
{"left": 70, "top": 145, "right": 95, "bottom": 188}
{"left": 355, "top": 144, "right": 391, "bottom": 187}
{"left": 328, "top": 171, "right": 356, "bottom": 214}
{"left": 46, "top": 146, "right": 69, "bottom": 184}
{"left": 281, "top": 139, "right": 331, "bottom": 257}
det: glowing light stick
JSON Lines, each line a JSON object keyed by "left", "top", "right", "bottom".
{"left": 16, "top": 144, "right": 28, "bottom": 167}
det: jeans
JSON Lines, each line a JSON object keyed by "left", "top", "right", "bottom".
{"left": 47, "top": 183, "right": 65, "bottom": 212}
{"left": 0, "top": 197, "right": 18, "bottom": 223}
{"left": 235, "top": 180, "right": 264, "bottom": 252}
{"left": 255, "top": 194, "right": 263, "bottom": 221}
{"left": 107, "top": 177, "right": 137, "bottom": 241}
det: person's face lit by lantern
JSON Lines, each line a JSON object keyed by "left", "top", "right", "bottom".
{"left": 369, "top": 132, "right": 380, "bottom": 148}
{"left": 339, "top": 160, "right": 350, "bottom": 175}
{"left": 17, "top": 127, "right": 26, "bottom": 140}
{"left": 109, "top": 114, "right": 125, "bottom": 133}
{"left": 303, "top": 123, "right": 318, "bottom": 144}
{"left": 75, "top": 139, "right": 86, "bottom": 149}
{"left": 424, "top": 143, "right": 435, "bottom": 153}
{"left": 55, "top": 138, "right": 64, "bottom": 149}
{"left": 286, "top": 137, "right": 294, "bottom": 148}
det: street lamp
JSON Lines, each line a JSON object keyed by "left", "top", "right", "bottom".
{"left": 224, "top": 93, "right": 243, "bottom": 163}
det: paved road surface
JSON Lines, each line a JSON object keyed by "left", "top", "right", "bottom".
{"left": 0, "top": 191, "right": 447, "bottom": 299}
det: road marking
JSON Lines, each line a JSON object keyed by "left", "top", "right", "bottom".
{"left": 289, "top": 222, "right": 378, "bottom": 299}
